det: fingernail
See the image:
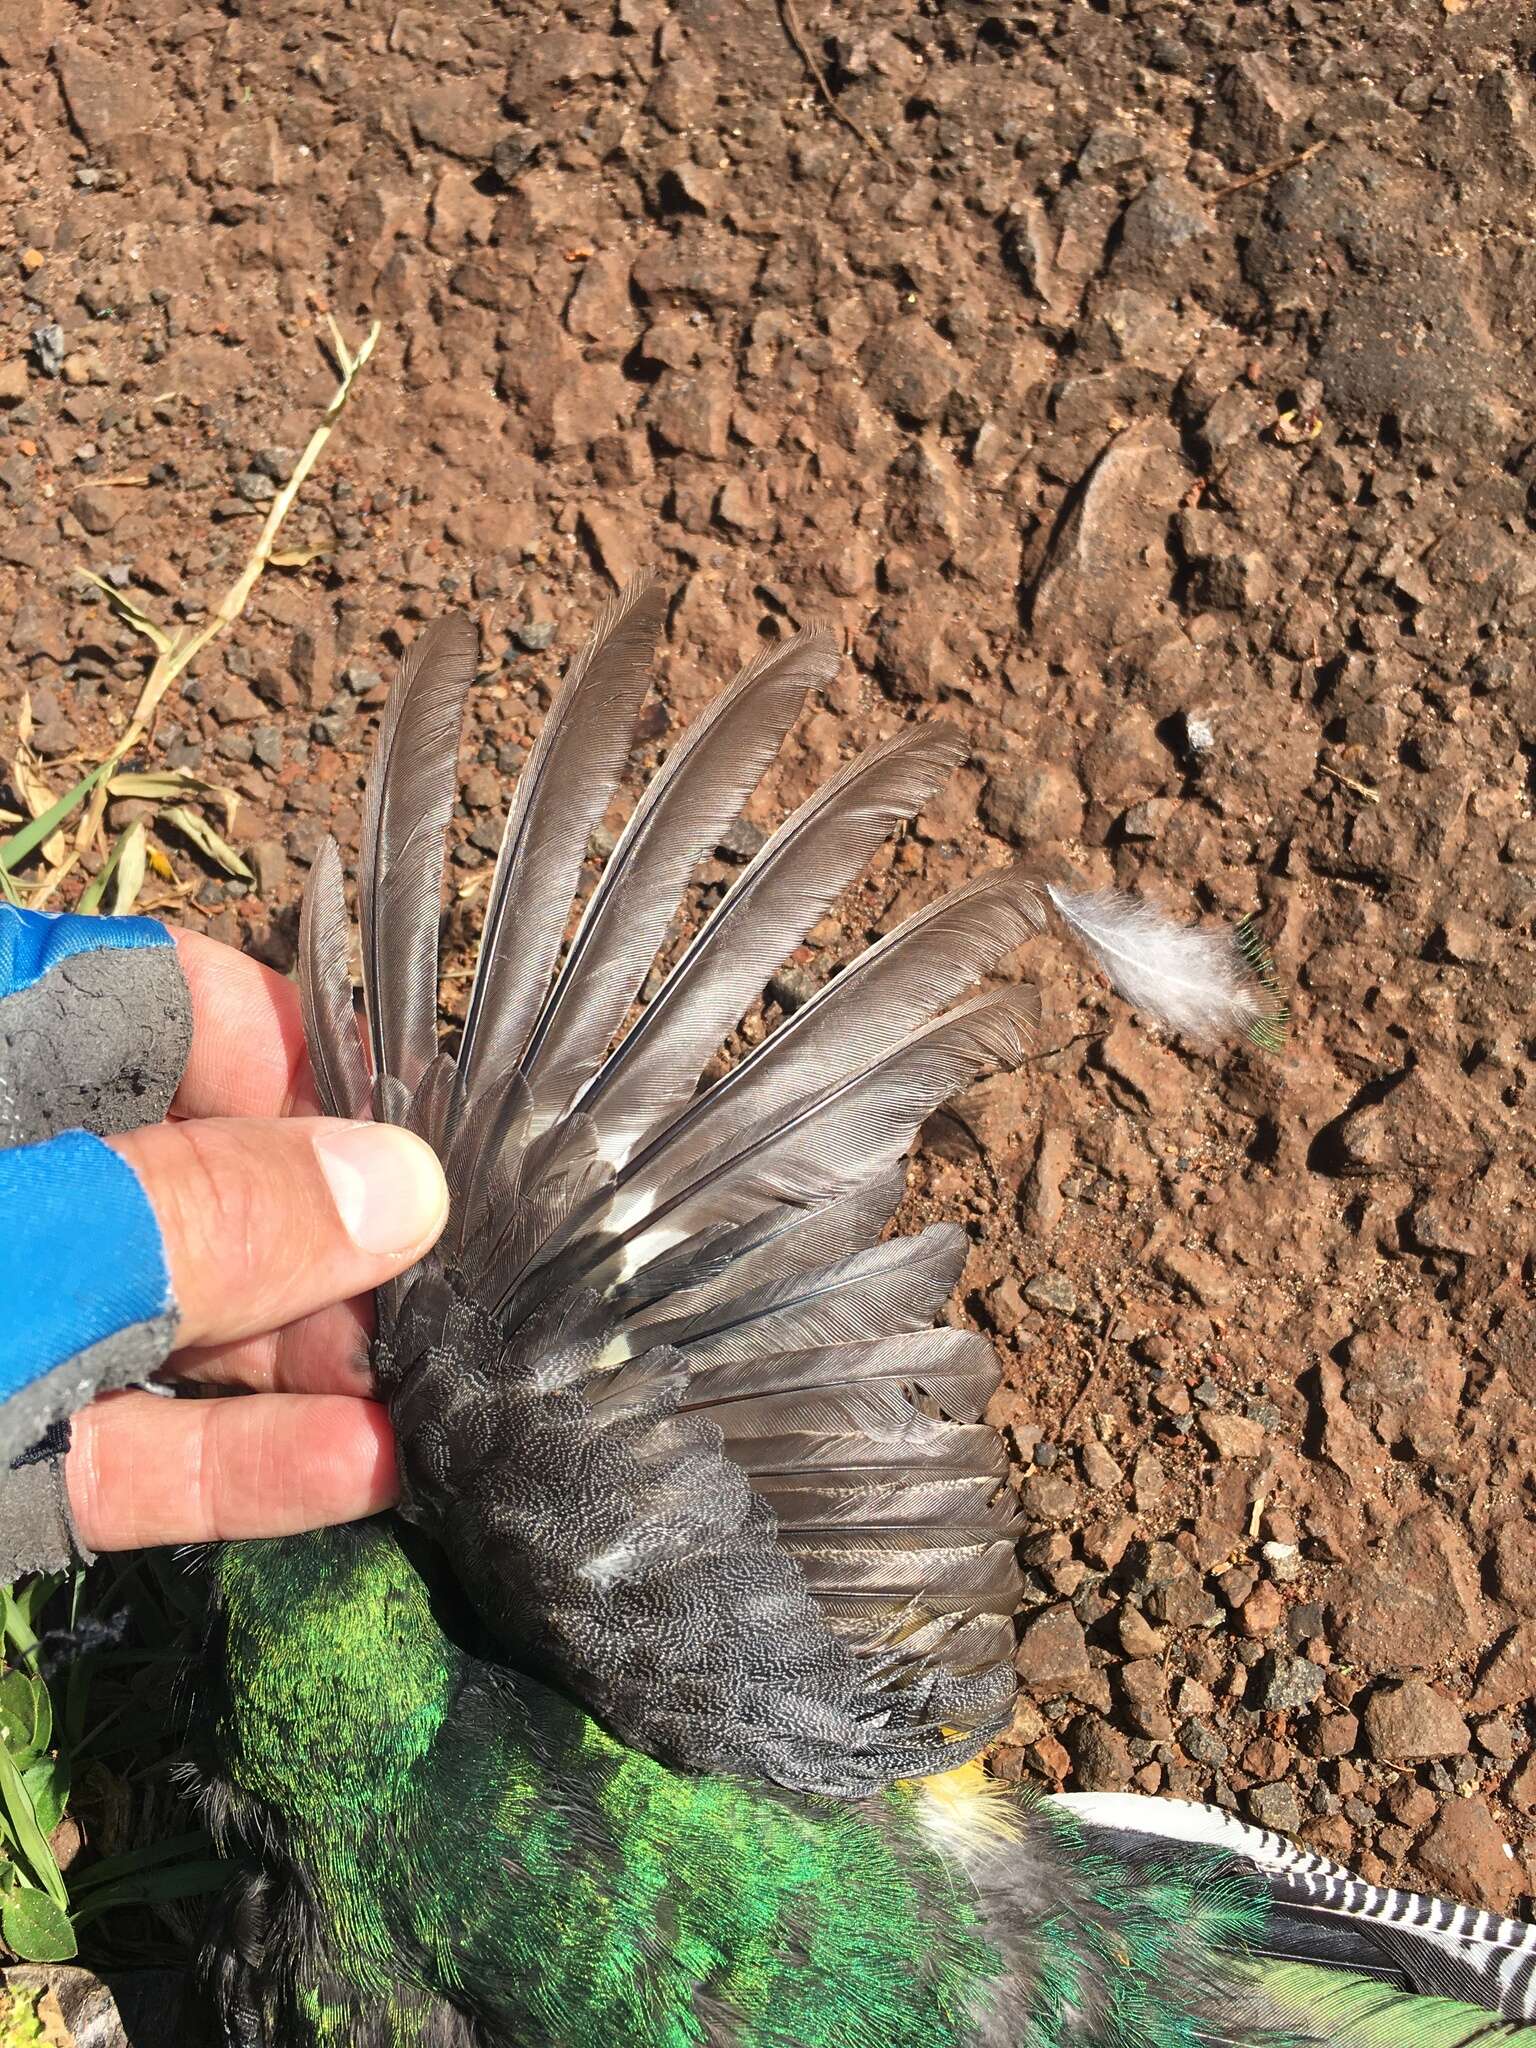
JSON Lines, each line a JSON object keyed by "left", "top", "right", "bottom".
{"left": 313, "top": 1124, "right": 448, "bottom": 1258}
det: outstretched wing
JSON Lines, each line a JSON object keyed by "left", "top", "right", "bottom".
{"left": 300, "top": 585, "right": 1264, "bottom": 1796}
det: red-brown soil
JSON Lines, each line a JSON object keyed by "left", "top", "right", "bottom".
{"left": 3, "top": 0, "right": 1535, "bottom": 1919}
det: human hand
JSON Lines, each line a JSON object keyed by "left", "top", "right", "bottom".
{"left": 64, "top": 928, "right": 446, "bottom": 1551}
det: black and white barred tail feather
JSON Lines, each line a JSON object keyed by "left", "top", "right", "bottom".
{"left": 1053, "top": 1792, "right": 1536, "bottom": 2037}
{"left": 298, "top": 583, "right": 1278, "bottom": 1796}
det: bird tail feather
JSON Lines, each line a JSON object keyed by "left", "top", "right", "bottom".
{"left": 1049, "top": 1793, "right": 1536, "bottom": 2039}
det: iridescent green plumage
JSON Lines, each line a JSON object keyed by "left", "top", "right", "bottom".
{"left": 207, "top": 1523, "right": 1536, "bottom": 2047}
{"left": 208, "top": 1522, "right": 1006, "bottom": 2048}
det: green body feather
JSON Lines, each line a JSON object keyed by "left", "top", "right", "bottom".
{"left": 1236, "top": 1960, "right": 1536, "bottom": 2046}
{"left": 210, "top": 1521, "right": 1004, "bottom": 2048}
{"left": 209, "top": 1526, "right": 1536, "bottom": 2048}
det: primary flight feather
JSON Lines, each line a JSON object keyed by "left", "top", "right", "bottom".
{"left": 198, "top": 585, "right": 1530, "bottom": 2048}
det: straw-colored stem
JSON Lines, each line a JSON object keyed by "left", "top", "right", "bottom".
{"left": 72, "top": 320, "right": 381, "bottom": 856}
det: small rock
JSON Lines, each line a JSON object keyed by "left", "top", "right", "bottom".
{"left": 1078, "top": 124, "right": 1142, "bottom": 177}
{"left": 715, "top": 475, "right": 774, "bottom": 538}
{"left": 565, "top": 247, "right": 638, "bottom": 343}
{"left": 650, "top": 373, "right": 733, "bottom": 459}
{"left": 1182, "top": 1718, "right": 1229, "bottom": 1767}
{"left": 30, "top": 715, "right": 79, "bottom": 759}
{"left": 1028, "top": 1733, "right": 1072, "bottom": 1784}
{"left": 1252, "top": 1651, "right": 1326, "bottom": 1713}
{"left": 1199, "top": 1412, "right": 1266, "bottom": 1460}
{"left": 71, "top": 486, "right": 126, "bottom": 535}
{"left": 1024, "top": 1271, "right": 1077, "bottom": 1317}
{"left": 210, "top": 682, "right": 266, "bottom": 726}
{"left": 1471, "top": 1622, "right": 1536, "bottom": 1714}
{"left": 1146, "top": 1577, "right": 1222, "bottom": 1631}
{"left": 1245, "top": 1736, "right": 1294, "bottom": 1785}
{"left": 1111, "top": 175, "right": 1213, "bottom": 287}
{"left": 1237, "top": 1582, "right": 1285, "bottom": 1638}
{"left": 0, "top": 358, "right": 28, "bottom": 405}
{"left": 491, "top": 126, "right": 537, "bottom": 182}
{"left": 1135, "top": 1539, "right": 1192, "bottom": 1589}
{"left": 1017, "top": 1472, "right": 1078, "bottom": 1524}
{"left": 860, "top": 317, "right": 960, "bottom": 423}
{"left": 1024, "top": 1123, "right": 1073, "bottom": 1231}
{"left": 1182, "top": 711, "right": 1216, "bottom": 757}
{"left": 407, "top": 84, "right": 495, "bottom": 162}
{"left": 1080, "top": 1441, "right": 1123, "bottom": 1491}
{"left": 1117, "top": 1658, "right": 1173, "bottom": 1739}
{"left": 1433, "top": 912, "right": 1491, "bottom": 967}
{"left": 1154, "top": 1243, "right": 1233, "bottom": 1311}
{"left": 462, "top": 766, "right": 501, "bottom": 813}
{"left": 1219, "top": 1564, "right": 1258, "bottom": 1608}
{"left": 1067, "top": 1714, "right": 1134, "bottom": 1790}
{"left": 1176, "top": 1677, "right": 1216, "bottom": 1718}
{"left": 1195, "top": 549, "right": 1274, "bottom": 611}
{"left": 1131, "top": 1449, "right": 1166, "bottom": 1509}
{"left": 1081, "top": 1514, "right": 1137, "bottom": 1571}
{"left": 31, "top": 324, "right": 65, "bottom": 377}
{"left": 765, "top": 965, "right": 818, "bottom": 1014}
{"left": 1117, "top": 1606, "right": 1166, "bottom": 1659}
{"left": 1314, "top": 1710, "right": 1360, "bottom": 1759}
{"left": 581, "top": 505, "right": 648, "bottom": 588}
{"left": 1016, "top": 1605, "right": 1092, "bottom": 1691}
{"left": 1327, "top": 1509, "right": 1487, "bottom": 1672}
{"left": 1476, "top": 1717, "right": 1516, "bottom": 1762}
{"left": 660, "top": 161, "right": 725, "bottom": 214}
{"left": 1121, "top": 797, "right": 1175, "bottom": 840}
{"left": 1201, "top": 51, "right": 1313, "bottom": 164}
{"left": 55, "top": 42, "right": 157, "bottom": 147}
{"left": 248, "top": 840, "right": 288, "bottom": 899}
{"left": 8, "top": 602, "right": 69, "bottom": 662}
{"left": 980, "top": 763, "right": 1084, "bottom": 848}
{"left": 1362, "top": 1679, "right": 1471, "bottom": 1762}
{"left": 1387, "top": 1780, "right": 1438, "bottom": 1829}
{"left": 1414, "top": 1798, "right": 1517, "bottom": 1909}
{"left": 1246, "top": 1781, "right": 1304, "bottom": 1835}
{"left": 234, "top": 470, "right": 278, "bottom": 504}
{"left": 1508, "top": 1756, "right": 1536, "bottom": 1816}
{"left": 250, "top": 446, "right": 299, "bottom": 483}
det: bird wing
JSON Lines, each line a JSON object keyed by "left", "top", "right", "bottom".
{"left": 300, "top": 586, "right": 1264, "bottom": 1796}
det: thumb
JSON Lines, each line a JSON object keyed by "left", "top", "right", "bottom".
{"left": 108, "top": 1117, "right": 448, "bottom": 1350}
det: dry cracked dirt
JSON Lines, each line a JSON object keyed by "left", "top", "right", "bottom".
{"left": 2, "top": 0, "right": 1536, "bottom": 1930}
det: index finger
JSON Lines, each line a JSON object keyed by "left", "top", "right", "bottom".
{"left": 170, "top": 925, "right": 325, "bottom": 1118}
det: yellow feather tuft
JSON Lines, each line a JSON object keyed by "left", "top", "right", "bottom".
{"left": 910, "top": 1760, "right": 1027, "bottom": 1851}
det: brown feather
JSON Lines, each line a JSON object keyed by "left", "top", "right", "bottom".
{"left": 357, "top": 612, "right": 480, "bottom": 1100}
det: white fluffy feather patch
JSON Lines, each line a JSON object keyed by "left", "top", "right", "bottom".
{"left": 1045, "top": 882, "right": 1281, "bottom": 1047}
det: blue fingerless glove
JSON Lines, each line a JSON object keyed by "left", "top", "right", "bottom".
{"left": 0, "top": 908, "right": 193, "bottom": 1572}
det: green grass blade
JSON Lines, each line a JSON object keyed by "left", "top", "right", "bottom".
{"left": 0, "top": 762, "right": 110, "bottom": 874}
{"left": 0, "top": 1737, "right": 68, "bottom": 1910}
{"left": 66, "top": 1828, "right": 215, "bottom": 1892}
